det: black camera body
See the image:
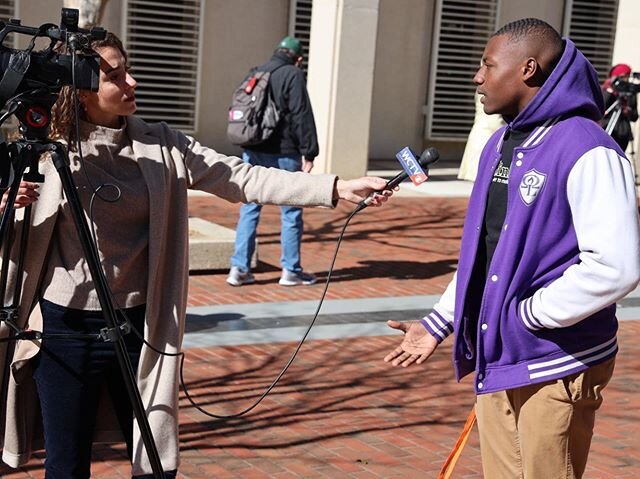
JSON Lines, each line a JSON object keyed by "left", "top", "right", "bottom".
{"left": 611, "top": 72, "right": 640, "bottom": 96}
{"left": 0, "top": 8, "right": 105, "bottom": 105}
{"left": 0, "top": 9, "right": 106, "bottom": 139}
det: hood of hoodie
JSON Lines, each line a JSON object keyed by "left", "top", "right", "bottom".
{"left": 509, "top": 38, "right": 604, "bottom": 131}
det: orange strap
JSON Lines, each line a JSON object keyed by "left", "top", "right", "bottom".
{"left": 438, "top": 405, "right": 477, "bottom": 479}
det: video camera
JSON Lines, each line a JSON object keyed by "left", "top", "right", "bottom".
{"left": 611, "top": 72, "right": 640, "bottom": 96}
{"left": 0, "top": 8, "right": 105, "bottom": 109}
{"left": 0, "top": 8, "right": 106, "bottom": 139}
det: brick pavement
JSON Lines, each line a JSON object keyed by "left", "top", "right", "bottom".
{"left": 1, "top": 195, "right": 638, "bottom": 478}
{"left": 186, "top": 195, "right": 468, "bottom": 306}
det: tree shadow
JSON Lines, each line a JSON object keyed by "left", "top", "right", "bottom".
{"left": 173, "top": 336, "right": 475, "bottom": 452}
{"left": 316, "top": 258, "right": 458, "bottom": 283}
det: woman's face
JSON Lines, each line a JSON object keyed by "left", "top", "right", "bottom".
{"left": 81, "top": 45, "right": 137, "bottom": 128}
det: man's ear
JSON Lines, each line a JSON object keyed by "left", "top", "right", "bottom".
{"left": 522, "top": 57, "right": 538, "bottom": 80}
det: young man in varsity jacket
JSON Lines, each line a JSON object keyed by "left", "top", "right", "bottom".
{"left": 385, "top": 18, "right": 640, "bottom": 479}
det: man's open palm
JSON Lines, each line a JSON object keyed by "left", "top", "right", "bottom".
{"left": 384, "top": 320, "right": 439, "bottom": 367}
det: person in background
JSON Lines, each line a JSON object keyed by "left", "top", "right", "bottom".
{"left": 601, "top": 63, "right": 638, "bottom": 152}
{"left": 385, "top": 19, "right": 640, "bottom": 478}
{"left": 458, "top": 92, "right": 505, "bottom": 182}
{"left": 227, "top": 36, "right": 320, "bottom": 287}
{"left": 0, "top": 33, "right": 393, "bottom": 478}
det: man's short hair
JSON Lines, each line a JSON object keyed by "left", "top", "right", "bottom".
{"left": 493, "top": 18, "right": 564, "bottom": 72}
{"left": 494, "top": 18, "right": 562, "bottom": 50}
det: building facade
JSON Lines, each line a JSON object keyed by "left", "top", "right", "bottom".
{"left": 3, "top": 0, "right": 639, "bottom": 178}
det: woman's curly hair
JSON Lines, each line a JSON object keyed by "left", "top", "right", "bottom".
{"left": 48, "top": 32, "right": 128, "bottom": 150}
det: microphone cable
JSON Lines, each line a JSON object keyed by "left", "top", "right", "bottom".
{"left": 9, "top": 54, "right": 428, "bottom": 419}
{"left": 119, "top": 202, "right": 365, "bottom": 419}
{"left": 76, "top": 145, "right": 432, "bottom": 419}
{"left": 176, "top": 203, "right": 363, "bottom": 419}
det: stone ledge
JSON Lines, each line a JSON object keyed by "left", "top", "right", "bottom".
{"left": 188, "top": 217, "right": 257, "bottom": 271}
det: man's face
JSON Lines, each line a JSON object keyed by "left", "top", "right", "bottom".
{"left": 474, "top": 34, "right": 527, "bottom": 118}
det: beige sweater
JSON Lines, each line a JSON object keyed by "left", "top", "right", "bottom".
{"left": 0, "top": 116, "right": 337, "bottom": 475}
{"left": 43, "top": 119, "right": 150, "bottom": 309}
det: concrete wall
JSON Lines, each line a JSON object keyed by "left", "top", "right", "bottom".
{"left": 497, "top": 0, "right": 564, "bottom": 30}
{"left": 14, "top": 0, "right": 65, "bottom": 48}
{"left": 368, "top": 0, "right": 435, "bottom": 160}
{"left": 13, "top": 0, "right": 121, "bottom": 46}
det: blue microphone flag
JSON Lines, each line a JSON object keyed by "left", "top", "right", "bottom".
{"left": 395, "top": 147, "right": 428, "bottom": 186}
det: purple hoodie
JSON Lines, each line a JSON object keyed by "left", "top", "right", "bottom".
{"left": 422, "top": 38, "right": 640, "bottom": 394}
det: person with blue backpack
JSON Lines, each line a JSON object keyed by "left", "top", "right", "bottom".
{"left": 227, "top": 36, "right": 320, "bottom": 287}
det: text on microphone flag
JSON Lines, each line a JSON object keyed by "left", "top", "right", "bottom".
{"left": 395, "top": 147, "right": 428, "bottom": 186}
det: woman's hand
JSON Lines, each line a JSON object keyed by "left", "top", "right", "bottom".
{"left": 335, "top": 177, "right": 395, "bottom": 206}
{"left": 0, "top": 181, "right": 40, "bottom": 211}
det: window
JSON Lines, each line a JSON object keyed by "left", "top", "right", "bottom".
{"left": 563, "top": 0, "right": 619, "bottom": 82}
{"left": 288, "top": 0, "right": 313, "bottom": 73}
{"left": 0, "top": 0, "right": 15, "bottom": 25}
{"left": 426, "top": 0, "right": 499, "bottom": 140}
{"left": 123, "top": 0, "right": 203, "bottom": 133}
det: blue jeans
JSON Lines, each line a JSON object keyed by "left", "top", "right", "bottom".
{"left": 231, "top": 151, "right": 304, "bottom": 273}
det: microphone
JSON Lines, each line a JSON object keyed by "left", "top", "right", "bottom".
{"left": 386, "top": 147, "right": 439, "bottom": 189}
{"left": 355, "top": 147, "right": 440, "bottom": 212}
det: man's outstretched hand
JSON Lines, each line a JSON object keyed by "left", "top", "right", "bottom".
{"left": 384, "top": 320, "right": 439, "bottom": 367}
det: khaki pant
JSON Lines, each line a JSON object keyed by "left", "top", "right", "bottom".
{"left": 475, "top": 358, "right": 615, "bottom": 479}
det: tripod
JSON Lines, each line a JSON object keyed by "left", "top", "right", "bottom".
{"left": 603, "top": 95, "right": 638, "bottom": 184}
{"left": 0, "top": 92, "right": 164, "bottom": 478}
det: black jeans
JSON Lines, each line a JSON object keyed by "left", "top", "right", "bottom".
{"left": 32, "top": 300, "right": 174, "bottom": 479}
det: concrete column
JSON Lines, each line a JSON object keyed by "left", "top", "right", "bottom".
{"left": 306, "top": 0, "right": 380, "bottom": 179}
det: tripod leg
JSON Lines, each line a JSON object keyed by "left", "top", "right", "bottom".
{"left": 605, "top": 107, "right": 622, "bottom": 136}
{"left": 47, "top": 144, "right": 165, "bottom": 478}
{"left": 0, "top": 150, "right": 31, "bottom": 318}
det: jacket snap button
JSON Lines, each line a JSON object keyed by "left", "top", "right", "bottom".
{"left": 517, "top": 152, "right": 524, "bottom": 159}
{"left": 477, "top": 382, "right": 484, "bottom": 389}
{"left": 516, "top": 160, "right": 523, "bottom": 167}
{"left": 491, "top": 274, "right": 498, "bottom": 282}
{"left": 481, "top": 323, "right": 488, "bottom": 331}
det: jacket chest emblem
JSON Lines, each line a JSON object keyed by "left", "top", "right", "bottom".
{"left": 519, "top": 169, "right": 546, "bottom": 205}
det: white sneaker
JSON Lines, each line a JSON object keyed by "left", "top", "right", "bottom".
{"left": 226, "top": 267, "right": 255, "bottom": 286}
{"left": 278, "top": 269, "right": 317, "bottom": 286}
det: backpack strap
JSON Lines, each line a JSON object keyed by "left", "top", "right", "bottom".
{"left": 261, "top": 60, "right": 289, "bottom": 75}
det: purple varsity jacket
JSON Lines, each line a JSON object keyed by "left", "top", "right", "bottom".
{"left": 421, "top": 39, "right": 640, "bottom": 394}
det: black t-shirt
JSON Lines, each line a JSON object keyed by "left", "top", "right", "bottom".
{"left": 464, "top": 128, "right": 530, "bottom": 344}
{"left": 483, "top": 128, "right": 530, "bottom": 270}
